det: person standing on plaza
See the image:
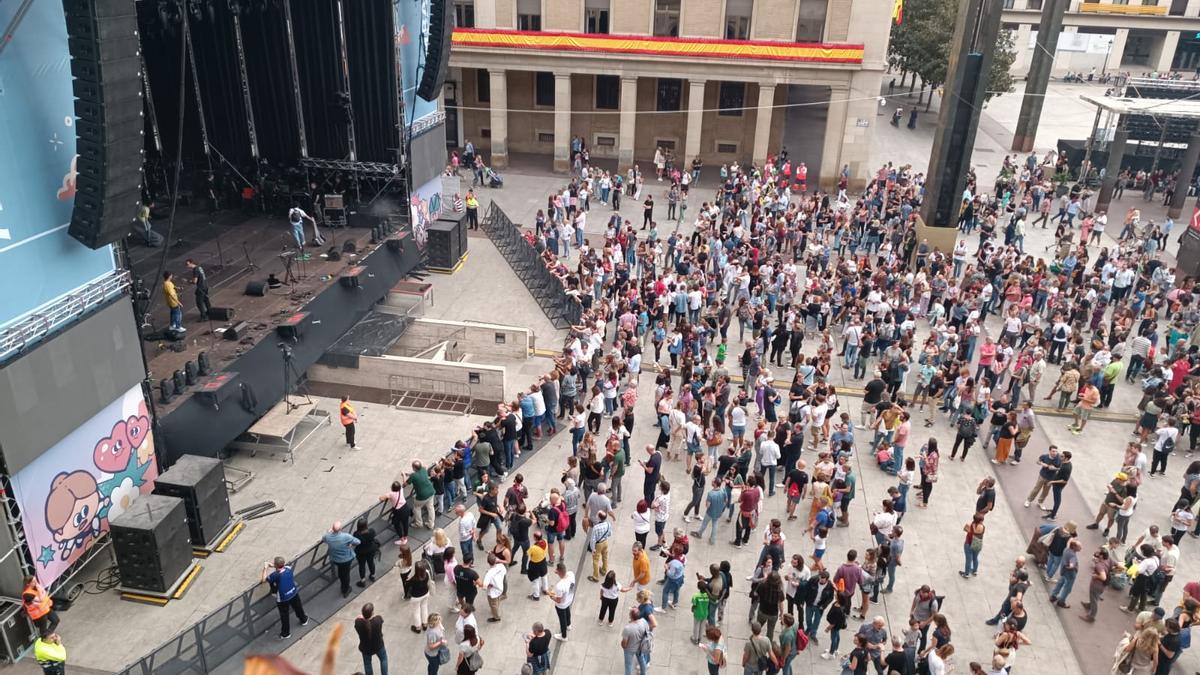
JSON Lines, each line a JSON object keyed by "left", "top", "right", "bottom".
{"left": 21, "top": 576, "right": 58, "bottom": 638}
{"left": 340, "top": 396, "right": 358, "bottom": 449}
{"left": 262, "top": 556, "right": 309, "bottom": 639}
{"left": 548, "top": 561, "right": 576, "bottom": 642}
{"left": 354, "top": 518, "right": 380, "bottom": 587}
{"left": 1042, "top": 451, "right": 1073, "bottom": 521}
{"left": 464, "top": 190, "right": 479, "bottom": 230}
{"left": 323, "top": 521, "right": 360, "bottom": 597}
{"left": 1025, "top": 445, "right": 1061, "bottom": 508}
{"left": 455, "top": 504, "right": 477, "bottom": 564}
{"left": 587, "top": 510, "right": 613, "bottom": 582}
{"left": 482, "top": 553, "right": 506, "bottom": 623}
{"left": 1069, "top": 380, "right": 1101, "bottom": 435}
{"left": 354, "top": 602, "right": 388, "bottom": 675}
{"left": 32, "top": 633, "right": 65, "bottom": 675}
{"left": 423, "top": 612, "right": 447, "bottom": 675}
{"left": 1049, "top": 539, "right": 1082, "bottom": 608}
{"left": 621, "top": 607, "right": 651, "bottom": 675}
{"left": 408, "top": 559, "right": 433, "bottom": 633}
{"left": 407, "top": 461, "right": 437, "bottom": 529}
{"left": 456, "top": 624, "right": 485, "bottom": 674}
{"left": 640, "top": 444, "right": 663, "bottom": 507}
{"left": 691, "top": 477, "right": 728, "bottom": 545}
{"left": 524, "top": 622, "right": 553, "bottom": 674}
{"left": 961, "top": 513, "right": 986, "bottom": 578}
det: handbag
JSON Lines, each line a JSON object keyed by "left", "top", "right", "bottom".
{"left": 970, "top": 533, "right": 984, "bottom": 553}
{"left": 437, "top": 645, "right": 451, "bottom": 665}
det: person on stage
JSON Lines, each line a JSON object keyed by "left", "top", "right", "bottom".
{"left": 288, "top": 204, "right": 324, "bottom": 257}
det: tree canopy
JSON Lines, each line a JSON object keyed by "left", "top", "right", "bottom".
{"left": 888, "top": 0, "right": 1016, "bottom": 103}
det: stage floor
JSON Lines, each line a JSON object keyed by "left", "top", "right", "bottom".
{"left": 129, "top": 209, "right": 388, "bottom": 415}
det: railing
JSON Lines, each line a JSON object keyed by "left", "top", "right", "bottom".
{"left": 1079, "top": 2, "right": 1168, "bottom": 14}
{"left": 388, "top": 374, "right": 473, "bottom": 409}
{"left": 481, "top": 202, "right": 583, "bottom": 331}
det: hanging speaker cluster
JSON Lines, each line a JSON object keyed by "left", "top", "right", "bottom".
{"left": 62, "top": 0, "right": 146, "bottom": 250}
{"left": 416, "top": 0, "right": 455, "bottom": 102}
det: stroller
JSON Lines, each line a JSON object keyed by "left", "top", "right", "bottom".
{"left": 485, "top": 167, "right": 504, "bottom": 188}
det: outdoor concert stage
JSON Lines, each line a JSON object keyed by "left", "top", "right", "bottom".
{"left": 129, "top": 207, "right": 423, "bottom": 464}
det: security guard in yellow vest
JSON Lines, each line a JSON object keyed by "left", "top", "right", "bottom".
{"left": 33, "top": 633, "right": 65, "bottom": 675}
{"left": 339, "top": 396, "right": 357, "bottom": 449}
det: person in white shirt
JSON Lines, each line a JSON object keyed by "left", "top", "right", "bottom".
{"left": 759, "top": 438, "right": 781, "bottom": 495}
{"left": 1150, "top": 420, "right": 1180, "bottom": 477}
{"left": 547, "top": 562, "right": 576, "bottom": 641}
{"left": 482, "top": 554, "right": 507, "bottom": 622}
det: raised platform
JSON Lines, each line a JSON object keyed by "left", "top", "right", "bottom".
{"left": 145, "top": 210, "right": 423, "bottom": 465}
{"left": 129, "top": 210, "right": 389, "bottom": 417}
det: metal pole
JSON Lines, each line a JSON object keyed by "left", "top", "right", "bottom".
{"left": 1080, "top": 107, "right": 1103, "bottom": 182}
{"left": 140, "top": 52, "right": 164, "bottom": 155}
{"left": 282, "top": 0, "right": 309, "bottom": 158}
{"left": 335, "top": 0, "right": 357, "bottom": 162}
{"left": 231, "top": 11, "right": 259, "bottom": 160}
{"left": 1149, "top": 120, "right": 1168, "bottom": 176}
{"left": 184, "top": 11, "right": 212, "bottom": 168}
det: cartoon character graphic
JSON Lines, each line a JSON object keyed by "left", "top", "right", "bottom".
{"left": 44, "top": 471, "right": 109, "bottom": 562}
{"left": 410, "top": 193, "right": 431, "bottom": 250}
{"left": 126, "top": 399, "right": 152, "bottom": 467}
{"left": 92, "top": 420, "right": 130, "bottom": 473}
{"left": 56, "top": 154, "right": 77, "bottom": 201}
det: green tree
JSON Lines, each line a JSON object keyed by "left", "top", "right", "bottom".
{"left": 888, "top": 0, "right": 1015, "bottom": 103}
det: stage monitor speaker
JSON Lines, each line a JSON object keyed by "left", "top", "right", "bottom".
{"left": 244, "top": 281, "right": 267, "bottom": 297}
{"left": 153, "top": 455, "right": 232, "bottom": 548}
{"left": 224, "top": 321, "right": 250, "bottom": 340}
{"left": 110, "top": 494, "right": 193, "bottom": 593}
{"left": 417, "top": 0, "right": 455, "bottom": 101}
{"left": 197, "top": 351, "right": 211, "bottom": 376}
{"left": 439, "top": 212, "right": 468, "bottom": 261}
{"left": 386, "top": 237, "right": 404, "bottom": 253}
{"left": 159, "top": 378, "right": 174, "bottom": 404}
{"left": 208, "top": 307, "right": 235, "bottom": 321}
{"left": 326, "top": 247, "right": 342, "bottom": 262}
{"left": 63, "top": 0, "right": 146, "bottom": 250}
{"left": 426, "top": 218, "right": 464, "bottom": 270}
{"left": 184, "top": 360, "right": 198, "bottom": 386}
{"left": 342, "top": 240, "right": 357, "bottom": 254}
{"left": 172, "top": 369, "right": 186, "bottom": 392}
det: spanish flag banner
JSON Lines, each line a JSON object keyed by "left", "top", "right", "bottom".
{"left": 451, "top": 29, "right": 864, "bottom": 64}
{"left": 893, "top": 0, "right": 904, "bottom": 24}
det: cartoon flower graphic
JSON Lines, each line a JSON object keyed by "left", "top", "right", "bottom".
{"left": 106, "top": 477, "right": 140, "bottom": 521}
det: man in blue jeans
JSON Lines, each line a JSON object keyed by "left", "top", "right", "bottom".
{"left": 690, "top": 478, "right": 727, "bottom": 545}
{"left": 321, "top": 521, "right": 360, "bottom": 598}
{"left": 620, "top": 608, "right": 650, "bottom": 675}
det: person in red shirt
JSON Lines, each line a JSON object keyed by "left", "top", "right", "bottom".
{"left": 1170, "top": 356, "right": 1189, "bottom": 394}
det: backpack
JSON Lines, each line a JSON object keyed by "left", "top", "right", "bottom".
{"left": 636, "top": 624, "right": 654, "bottom": 656}
{"left": 795, "top": 628, "right": 810, "bottom": 652}
{"left": 1054, "top": 325, "right": 1067, "bottom": 340}
{"left": 553, "top": 504, "right": 569, "bottom": 533}
{"left": 1163, "top": 434, "right": 1177, "bottom": 454}
{"left": 957, "top": 417, "right": 978, "bottom": 439}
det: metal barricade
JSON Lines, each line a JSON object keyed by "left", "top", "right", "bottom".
{"left": 481, "top": 204, "right": 584, "bottom": 330}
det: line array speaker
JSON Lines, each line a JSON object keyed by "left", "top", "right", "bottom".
{"left": 153, "top": 455, "right": 232, "bottom": 548}
{"left": 62, "top": 0, "right": 146, "bottom": 250}
{"left": 416, "top": 0, "right": 455, "bottom": 102}
{"left": 110, "top": 494, "right": 193, "bottom": 593}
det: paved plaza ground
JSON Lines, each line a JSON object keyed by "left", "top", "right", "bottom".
{"left": 58, "top": 80, "right": 1200, "bottom": 675}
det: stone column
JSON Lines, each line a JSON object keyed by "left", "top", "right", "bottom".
{"left": 685, "top": 79, "right": 706, "bottom": 168}
{"left": 488, "top": 69, "right": 508, "bottom": 168}
{"left": 1106, "top": 28, "right": 1128, "bottom": 74}
{"left": 553, "top": 73, "right": 571, "bottom": 172}
{"left": 1158, "top": 31, "right": 1181, "bottom": 74}
{"left": 618, "top": 76, "right": 637, "bottom": 170}
{"left": 1169, "top": 132, "right": 1200, "bottom": 220}
{"left": 1096, "top": 119, "right": 1128, "bottom": 214}
{"left": 820, "top": 85, "right": 849, "bottom": 191}
{"left": 1188, "top": 0, "right": 1200, "bottom": 17}
{"left": 752, "top": 82, "right": 776, "bottom": 166}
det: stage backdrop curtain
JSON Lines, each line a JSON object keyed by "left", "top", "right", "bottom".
{"left": 139, "top": 0, "right": 397, "bottom": 169}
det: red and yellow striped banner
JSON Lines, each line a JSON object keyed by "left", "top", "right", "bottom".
{"left": 451, "top": 28, "right": 864, "bottom": 64}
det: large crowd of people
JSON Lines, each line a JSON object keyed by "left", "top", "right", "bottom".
{"left": 281, "top": 145, "right": 1200, "bottom": 675}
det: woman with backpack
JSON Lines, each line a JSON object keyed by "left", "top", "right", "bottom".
{"left": 699, "top": 625, "right": 728, "bottom": 675}
{"left": 455, "top": 624, "right": 485, "bottom": 675}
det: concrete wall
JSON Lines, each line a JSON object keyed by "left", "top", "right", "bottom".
{"left": 612, "top": 0, "right": 652, "bottom": 34}
{"left": 826, "top": 0, "right": 853, "bottom": 42}
{"left": 545, "top": 0, "right": 581, "bottom": 31}
{"left": 390, "top": 318, "right": 533, "bottom": 360}
{"left": 309, "top": 356, "right": 507, "bottom": 402}
{"left": 754, "top": 0, "right": 798, "bottom": 41}
{"left": 494, "top": 0, "right": 515, "bottom": 28}
{"left": 681, "top": 0, "right": 722, "bottom": 37}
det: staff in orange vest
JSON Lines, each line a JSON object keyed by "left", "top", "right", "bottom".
{"left": 339, "top": 396, "right": 357, "bottom": 449}
{"left": 22, "top": 576, "right": 58, "bottom": 636}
